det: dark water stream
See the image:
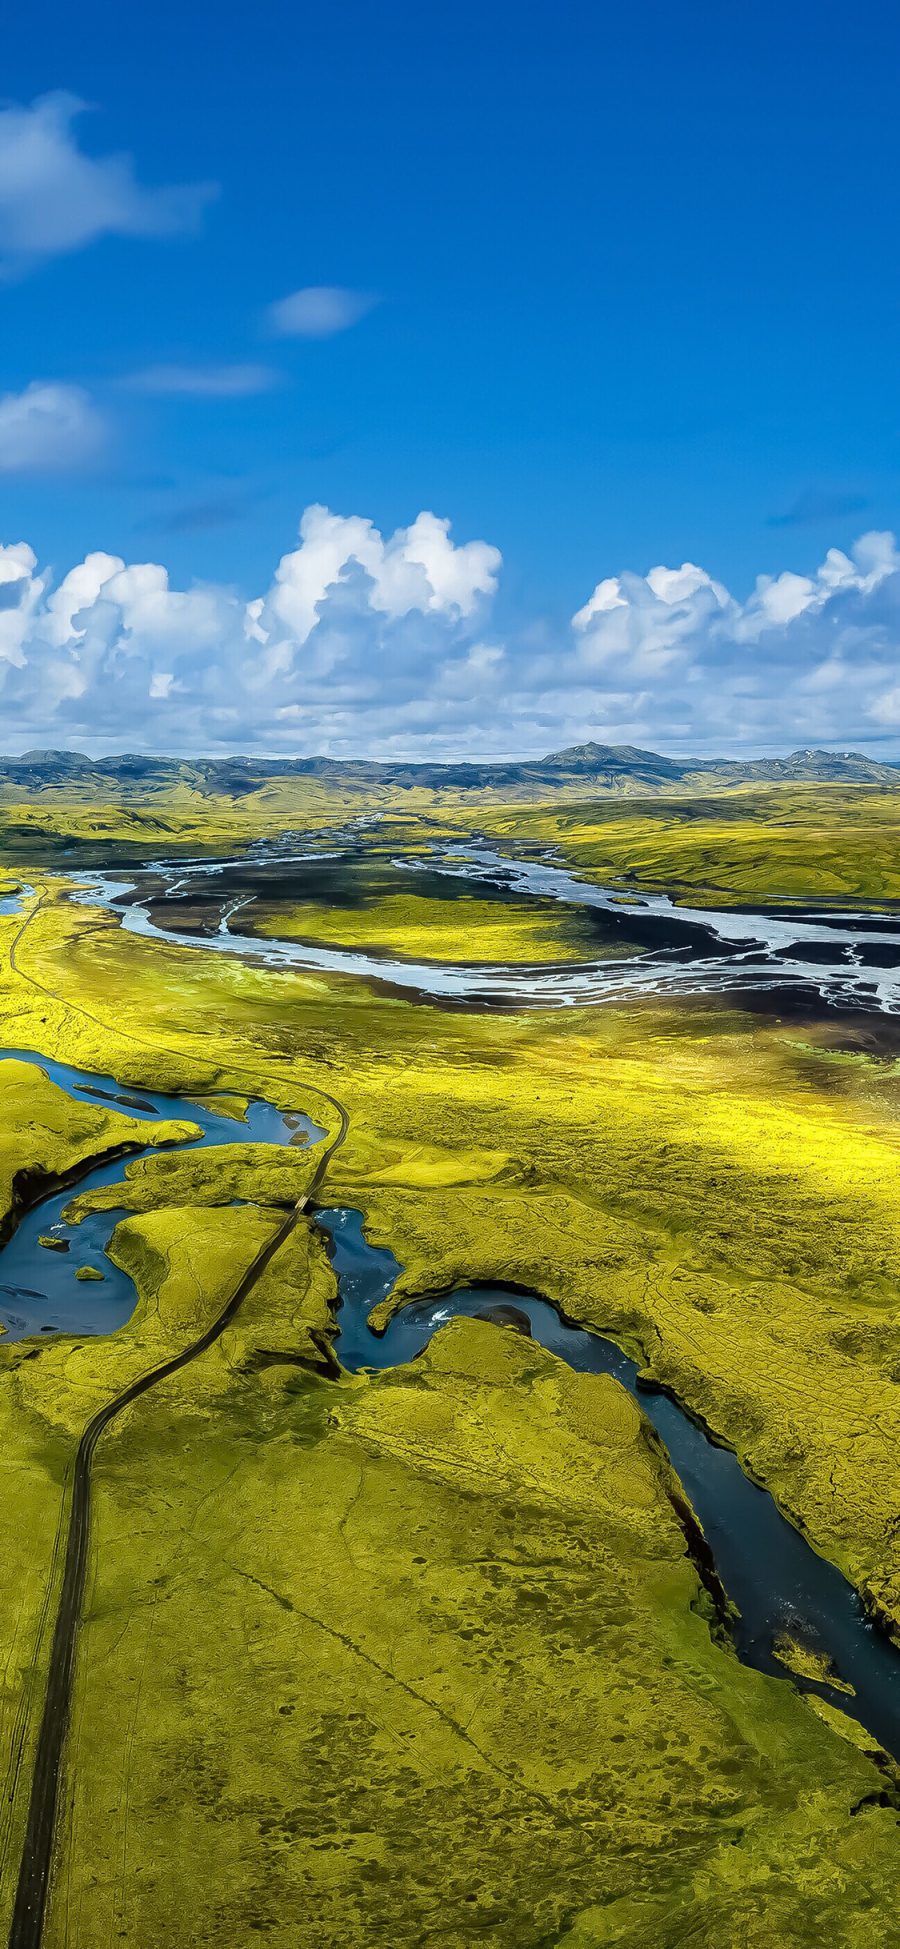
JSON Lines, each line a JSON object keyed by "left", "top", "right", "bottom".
{"left": 317, "top": 1205, "right": 900, "bottom": 1759}
{"left": 0, "top": 1050, "right": 323, "bottom": 1340}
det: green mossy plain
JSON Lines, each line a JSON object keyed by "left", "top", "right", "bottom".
{"left": 11, "top": 881, "right": 900, "bottom": 1638}
{"left": 36, "top": 1266, "right": 900, "bottom": 1947}
{"left": 0, "top": 1199, "right": 334, "bottom": 1930}
{"left": 4, "top": 767, "right": 900, "bottom": 906}
{"left": 4, "top": 784, "right": 900, "bottom": 1940}
{"left": 255, "top": 887, "right": 636, "bottom": 963}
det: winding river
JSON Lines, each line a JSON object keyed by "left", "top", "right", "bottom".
{"left": 319, "top": 1208, "right": 900, "bottom": 1758}
{"left": 2, "top": 1038, "right": 900, "bottom": 1759}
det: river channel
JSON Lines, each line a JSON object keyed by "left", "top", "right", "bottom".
{"left": 60, "top": 842, "right": 900, "bottom": 1014}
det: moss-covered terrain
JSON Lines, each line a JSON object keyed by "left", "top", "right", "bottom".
{"left": 4, "top": 804, "right": 900, "bottom": 1940}
{"left": 136, "top": 848, "right": 642, "bottom": 965}
{"left": 472, "top": 785, "right": 900, "bottom": 905}
{"left": 8, "top": 1214, "right": 900, "bottom": 1948}
{"left": 255, "top": 887, "right": 624, "bottom": 963}
{"left": 5, "top": 756, "right": 900, "bottom": 908}
{"left": 8, "top": 879, "right": 900, "bottom": 1641}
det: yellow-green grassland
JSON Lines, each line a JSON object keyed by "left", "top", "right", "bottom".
{"left": 473, "top": 785, "right": 900, "bottom": 905}
{"left": 253, "top": 886, "right": 639, "bottom": 963}
{"left": 4, "top": 776, "right": 900, "bottom": 1944}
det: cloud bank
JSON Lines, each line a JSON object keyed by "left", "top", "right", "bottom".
{"left": 1, "top": 508, "right": 900, "bottom": 758}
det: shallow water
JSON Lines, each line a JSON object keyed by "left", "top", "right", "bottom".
{"left": 317, "top": 1205, "right": 900, "bottom": 1758}
{"left": 0, "top": 1049, "right": 324, "bottom": 1340}
{"left": 64, "top": 844, "right": 900, "bottom": 1015}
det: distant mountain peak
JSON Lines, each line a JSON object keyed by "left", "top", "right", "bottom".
{"left": 541, "top": 741, "right": 685, "bottom": 779}
{"left": 545, "top": 741, "right": 642, "bottom": 763}
{"left": 788, "top": 747, "right": 867, "bottom": 762}
{"left": 17, "top": 748, "right": 95, "bottom": 768}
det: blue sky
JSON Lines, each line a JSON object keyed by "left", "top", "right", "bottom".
{"left": 0, "top": 0, "right": 899, "bottom": 757}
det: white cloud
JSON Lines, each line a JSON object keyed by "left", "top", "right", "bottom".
{"left": 265, "top": 286, "right": 376, "bottom": 338}
{"left": 0, "top": 382, "right": 107, "bottom": 473}
{"left": 2, "top": 516, "right": 900, "bottom": 759}
{"left": 870, "top": 686, "right": 900, "bottom": 726}
{"left": 46, "top": 551, "right": 124, "bottom": 644}
{"left": 0, "top": 543, "right": 44, "bottom": 668}
{"left": 149, "top": 671, "right": 176, "bottom": 700}
{"left": 645, "top": 562, "right": 726, "bottom": 606}
{"left": 571, "top": 576, "right": 627, "bottom": 626}
{"left": 564, "top": 531, "right": 900, "bottom": 750}
{"left": 260, "top": 504, "right": 501, "bottom": 649}
{"left": 123, "top": 362, "right": 279, "bottom": 398}
{"left": 0, "top": 93, "right": 216, "bottom": 269}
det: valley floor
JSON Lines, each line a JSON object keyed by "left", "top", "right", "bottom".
{"left": 3, "top": 783, "right": 900, "bottom": 1945}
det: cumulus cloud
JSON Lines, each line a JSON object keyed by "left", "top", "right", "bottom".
{"left": 123, "top": 362, "right": 279, "bottom": 397}
{"left": 265, "top": 286, "right": 376, "bottom": 338}
{"left": 2, "top": 514, "right": 900, "bottom": 759}
{"left": 257, "top": 505, "right": 501, "bottom": 648}
{"left": 0, "top": 382, "right": 107, "bottom": 472}
{"left": 0, "top": 507, "right": 501, "bottom": 750}
{"left": 0, "top": 93, "right": 216, "bottom": 270}
{"left": 0, "top": 543, "right": 45, "bottom": 667}
{"left": 560, "top": 531, "right": 900, "bottom": 750}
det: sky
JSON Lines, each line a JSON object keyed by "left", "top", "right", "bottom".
{"left": 1, "top": 0, "right": 900, "bottom": 759}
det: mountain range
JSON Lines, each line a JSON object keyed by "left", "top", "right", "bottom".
{"left": 0, "top": 742, "right": 896, "bottom": 799}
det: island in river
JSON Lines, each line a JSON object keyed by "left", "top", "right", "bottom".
{"left": 4, "top": 750, "right": 900, "bottom": 1946}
